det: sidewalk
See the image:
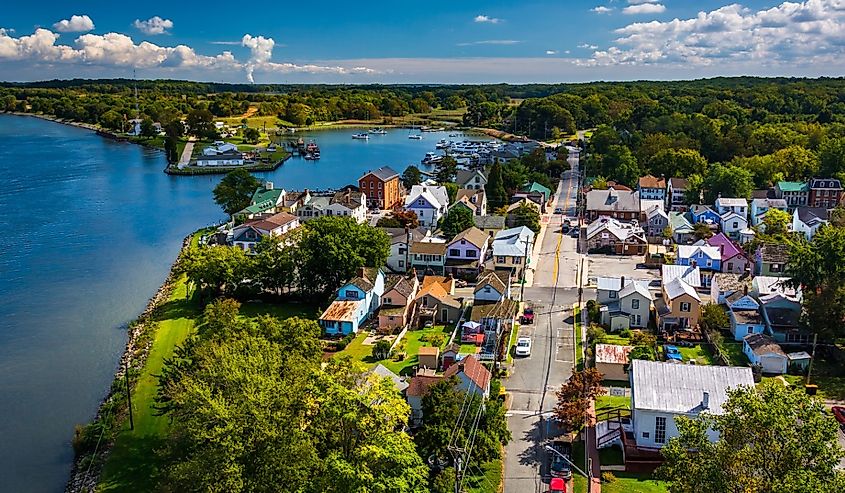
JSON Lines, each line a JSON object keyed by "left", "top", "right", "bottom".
{"left": 177, "top": 137, "right": 196, "bottom": 168}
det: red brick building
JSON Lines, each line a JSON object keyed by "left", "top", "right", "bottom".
{"left": 359, "top": 166, "right": 401, "bottom": 210}
{"left": 808, "top": 178, "right": 843, "bottom": 209}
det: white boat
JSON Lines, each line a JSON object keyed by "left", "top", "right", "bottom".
{"left": 368, "top": 128, "right": 387, "bottom": 135}
{"left": 421, "top": 152, "right": 444, "bottom": 165}
{"left": 435, "top": 139, "right": 449, "bottom": 149}
{"left": 408, "top": 134, "right": 423, "bottom": 140}
{"left": 352, "top": 133, "right": 369, "bottom": 140}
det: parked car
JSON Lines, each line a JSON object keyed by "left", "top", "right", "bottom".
{"left": 520, "top": 307, "right": 535, "bottom": 324}
{"left": 569, "top": 228, "right": 580, "bottom": 238}
{"left": 561, "top": 225, "right": 571, "bottom": 234}
{"left": 515, "top": 337, "right": 532, "bottom": 357}
{"left": 549, "top": 477, "right": 566, "bottom": 492}
{"left": 664, "top": 345, "right": 683, "bottom": 361}
{"left": 554, "top": 207, "right": 565, "bottom": 215}
{"left": 548, "top": 440, "right": 572, "bottom": 480}
{"left": 832, "top": 406, "right": 845, "bottom": 430}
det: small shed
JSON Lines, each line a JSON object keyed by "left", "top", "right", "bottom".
{"left": 441, "top": 343, "right": 460, "bottom": 370}
{"left": 418, "top": 346, "right": 440, "bottom": 370}
{"left": 743, "top": 333, "right": 788, "bottom": 374}
{"left": 787, "top": 351, "right": 812, "bottom": 372}
{"left": 595, "top": 343, "right": 633, "bottom": 381}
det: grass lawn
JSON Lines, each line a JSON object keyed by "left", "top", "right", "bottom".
{"left": 718, "top": 339, "right": 749, "bottom": 366}
{"left": 336, "top": 325, "right": 452, "bottom": 376}
{"left": 601, "top": 473, "right": 668, "bottom": 493}
{"left": 602, "top": 334, "right": 631, "bottom": 345}
{"left": 506, "top": 323, "right": 520, "bottom": 363}
{"left": 596, "top": 394, "right": 630, "bottom": 415}
{"left": 676, "top": 344, "right": 716, "bottom": 365}
{"left": 465, "top": 459, "right": 503, "bottom": 493}
{"left": 238, "top": 301, "right": 317, "bottom": 320}
{"left": 98, "top": 275, "right": 200, "bottom": 492}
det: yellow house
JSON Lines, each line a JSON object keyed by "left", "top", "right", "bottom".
{"left": 657, "top": 278, "right": 702, "bottom": 329}
{"left": 492, "top": 226, "right": 535, "bottom": 279}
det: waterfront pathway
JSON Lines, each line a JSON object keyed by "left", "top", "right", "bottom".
{"left": 178, "top": 138, "right": 195, "bottom": 168}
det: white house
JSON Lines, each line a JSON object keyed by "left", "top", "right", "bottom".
{"left": 743, "top": 333, "right": 788, "bottom": 374}
{"left": 792, "top": 207, "right": 828, "bottom": 240}
{"left": 202, "top": 141, "right": 238, "bottom": 155}
{"left": 404, "top": 185, "right": 450, "bottom": 229}
{"left": 382, "top": 227, "right": 427, "bottom": 273}
{"left": 456, "top": 169, "right": 488, "bottom": 190}
{"left": 196, "top": 151, "right": 245, "bottom": 167}
{"left": 474, "top": 270, "right": 511, "bottom": 302}
{"left": 714, "top": 197, "right": 748, "bottom": 217}
{"left": 750, "top": 198, "right": 788, "bottom": 226}
{"left": 442, "top": 355, "right": 491, "bottom": 398}
{"left": 629, "top": 360, "right": 754, "bottom": 449}
{"left": 327, "top": 190, "right": 367, "bottom": 224}
{"left": 719, "top": 211, "right": 748, "bottom": 240}
{"left": 666, "top": 177, "right": 688, "bottom": 212}
{"left": 230, "top": 212, "right": 300, "bottom": 252}
{"left": 596, "top": 277, "right": 651, "bottom": 304}
{"left": 600, "top": 281, "right": 653, "bottom": 330}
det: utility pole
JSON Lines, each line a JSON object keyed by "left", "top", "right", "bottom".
{"left": 806, "top": 332, "right": 819, "bottom": 386}
{"left": 124, "top": 358, "right": 134, "bottom": 431}
{"left": 447, "top": 446, "right": 465, "bottom": 493}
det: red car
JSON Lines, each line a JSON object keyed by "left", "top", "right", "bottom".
{"left": 832, "top": 406, "right": 845, "bottom": 429}
{"left": 550, "top": 477, "right": 566, "bottom": 492}
{"left": 520, "top": 307, "right": 535, "bottom": 324}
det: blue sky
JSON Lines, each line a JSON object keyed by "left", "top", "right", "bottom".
{"left": 2, "top": 0, "right": 845, "bottom": 83}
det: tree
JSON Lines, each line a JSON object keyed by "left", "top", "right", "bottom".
{"left": 186, "top": 108, "right": 218, "bottom": 139}
{"left": 693, "top": 222, "right": 714, "bottom": 241}
{"left": 699, "top": 303, "right": 729, "bottom": 333}
{"left": 591, "top": 176, "right": 609, "bottom": 190}
{"left": 509, "top": 202, "right": 541, "bottom": 233}
{"left": 659, "top": 381, "right": 845, "bottom": 492}
{"left": 819, "top": 137, "right": 845, "bottom": 181}
{"left": 414, "top": 378, "right": 510, "bottom": 473}
{"left": 553, "top": 368, "right": 605, "bottom": 431}
{"left": 372, "top": 339, "right": 392, "bottom": 360}
{"left": 140, "top": 117, "right": 157, "bottom": 138}
{"left": 297, "top": 216, "right": 390, "bottom": 298}
{"left": 486, "top": 162, "right": 508, "bottom": 210}
{"left": 434, "top": 156, "right": 458, "bottom": 184}
{"left": 831, "top": 207, "right": 845, "bottom": 228}
{"left": 786, "top": 226, "right": 845, "bottom": 339}
{"left": 252, "top": 234, "right": 298, "bottom": 295}
{"left": 703, "top": 164, "right": 754, "bottom": 203}
{"left": 629, "top": 331, "right": 657, "bottom": 361}
{"left": 647, "top": 148, "right": 707, "bottom": 179}
{"left": 243, "top": 127, "right": 260, "bottom": 144}
{"left": 600, "top": 145, "right": 641, "bottom": 187}
{"left": 402, "top": 165, "right": 422, "bottom": 189}
{"left": 377, "top": 210, "right": 420, "bottom": 229}
{"left": 761, "top": 208, "right": 791, "bottom": 236}
{"left": 213, "top": 169, "right": 261, "bottom": 215}
{"left": 629, "top": 346, "right": 656, "bottom": 361}
{"left": 440, "top": 206, "right": 475, "bottom": 239}
{"left": 182, "top": 245, "right": 251, "bottom": 299}
{"left": 684, "top": 173, "right": 704, "bottom": 205}
{"left": 164, "top": 136, "right": 179, "bottom": 164}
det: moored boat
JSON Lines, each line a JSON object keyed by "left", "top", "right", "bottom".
{"left": 352, "top": 133, "right": 369, "bottom": 140}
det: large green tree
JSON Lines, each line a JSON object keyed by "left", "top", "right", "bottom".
{"left": 182, "top": 245, "right": 251, "bottom": 299}
{"left": 434, "top": 156, "right": 458, "bottom": 183}
{"left": 486, "top": 162, "right": 508, "bottom": 210}
{"left": 186, "top": 108, "right": 218, "bottom": 139}
{"left": 659, "top": 381, "right": 845, "bottom": 492}
{"left": 213, "top": 169, "right": 261, "bottom": 215}
{"left": 786, "top": 226, "right": 845, "bottom": 339}
{"left": 440, "top": 206, "right": 475, "bottom": 240}
{"left": 703, "top": 164, "right": 754, "bottom": 203}
{"left": 819, "top": 137, "right": 845, "bottom": 181}
{"left": 509, "top": 202, "right": 541, "bottom": 233}
{"left": 401, "top": 165, "right": 422, "bottom": 189}
{"left": 296, "top": 216, "right": 390, "bottom": 298}
{"left": 647, "top": 148, "right": 708, "bottom": 179}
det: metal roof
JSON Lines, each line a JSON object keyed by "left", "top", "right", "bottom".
{"left": 631, "top": 360, "right": 754, "bottom": 415}
{"left": 661, "top": 264, "right": 702, "bottom": 288}
{"left": 664, "top": 278, "right": 700, "bottom": 301}
{"left": 595, "top": 344, "right": 632, "bottom": 365}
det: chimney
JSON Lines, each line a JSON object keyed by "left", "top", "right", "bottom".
{"left": 620, "top": 276, "right": 626, "bottom": 289}
{"left": 744, "top": 284, "right": 748, "bottom": 296}
{"left": 691, "top": 259, "right": 697, "bottom": 268}
{"left": 265, "top": 181, "right": 274, "bottom": 190}
{"left": 702, "top": 391, "right": 710, "bottom": 410}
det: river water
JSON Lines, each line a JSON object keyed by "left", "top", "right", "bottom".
{"left": 0, "top": 115, "right": 488, "bottom": 492}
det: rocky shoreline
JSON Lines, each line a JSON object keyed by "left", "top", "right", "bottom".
{"left": 64, "top": 233, "right": 193, "bottom": 493}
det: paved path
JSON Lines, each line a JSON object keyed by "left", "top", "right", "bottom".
{"left": 503, "top": 153, "right": 583, "bottom": 493}
{"left": 177, "top": 138, "right": 195, "bottom": 168}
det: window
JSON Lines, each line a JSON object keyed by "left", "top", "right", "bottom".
{"left": 345, "top": 290, "right": 359, "bottom": 299}
{"left": 642, "top": 432, "right": 650, "bottom": 439}
{"left": 466, "top": 250, "right": 476, "bottom": 258}
{"left": 727, "top": 262, "right": 733, "bottom": 272}
{"left": 484, "top": 286, "right": 491, "bottom": 293}
{"left": 632, "top": 299, "right": 640, "bottom": 310}
{"left": 378, "top": 182, "right": 382, "bottom": 189}
{"left": 398, "top": 260, "right": 404, "bottom": 267}
{"left": 417, "top": 199, "right": 425, "bottom": 206}
{"left": 449, "top": 249, "right": 460, "bottom": 256}
{"left": 384, "top": 297, "right": 392, "bottom": 304}
{"left": 609, "top": 291, "right": 617, "bottom": 299}
{"left": 732, "top": 222, "right": 738, "bottom": 229}
{"left": 655, "top": 416, "right": 667, "bottom": 444}
{"left": 771, "top": 263, "right": 781, "bottom": 272}
{"left": 513, "top": 257, "right": 522, "bottom": 264}
{"left": 680, "top": 302, "right": 691, "bottom": 312}
{"left": 747, "top": 326, "right": 753, "bottom": 335}
{"left": 497, "top": 256, "right": 506, "bottom": 263}
{"left": 398, "top": 247, "right": 406, "bottom": 255}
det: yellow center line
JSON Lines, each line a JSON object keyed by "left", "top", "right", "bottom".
{"left": 552, "top": 173, "right": 574, "bottom": 281}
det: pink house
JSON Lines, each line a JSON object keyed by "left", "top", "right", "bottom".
{"left": 378, "top": 274, "right": 420, "bottom": 332}
{"left": 706, "top": 233, "right": 751, "bottom": 274}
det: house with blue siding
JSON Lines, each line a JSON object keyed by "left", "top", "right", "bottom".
{"left": 725, "top": 291, "right": 765, "bottom": 341}
{"left": 319, "top": 267, "right": 385, "bottom": 335}
{"left": 404, "top": 185, "right": 450, "bottom": 229}
{"left": 676, "top": 244, "right": 721, "bottom": 286}
{"left": 689, "top": 205, "right": 721, "bottom": 225}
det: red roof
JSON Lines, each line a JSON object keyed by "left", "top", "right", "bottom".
{"left": 406, "top": 375, "right": 443, "bottom": 397}
{"left": 443, "top": 355, "right": 491, "bottom": 391}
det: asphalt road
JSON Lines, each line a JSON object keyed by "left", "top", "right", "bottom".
{"left": 503, "top": 157, "right": 582, "bottom": 493}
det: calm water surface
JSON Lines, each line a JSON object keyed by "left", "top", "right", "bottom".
{"left": 0, "top": 115, "right": 486, "bottom": 492}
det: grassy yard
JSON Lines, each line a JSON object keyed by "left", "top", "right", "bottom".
{"left": 602, "top": 334, "right": 631, "bottom": 345}
{"left": 98, "top": 275, "right": 200, "bottom": 492}
{"left": 596, "top": 394, "right": 630, "bottom": 414}
{"left": 465, "top": 459, "right": 503, "bottom": 493}
{"left": 505, "top": 323, "right": 520, "bottom": 363}
{"left": 336, "top": 325, "right": 453, "bottom": 376}
{"left": 98, "top": 277, "right": 319, "bottom": 492}
{"left": 676, "top": 344, "right": 716, "bottom": 365}
{"left": 574, "top": 305, "right": 583, "bottom": 369}
{"left": 718, "top": 339, "right": 749, "bottom": 366}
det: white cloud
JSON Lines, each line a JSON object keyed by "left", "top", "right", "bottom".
{"left": 474, "top": 15, "right": 502, "bottom": 24}
{"left": 546, "top": 50, "right": 558, "bottom": 55}
{"left": 622, "top": 3, "right": 666, "bottom": 14}
{"left": 52, "top": 15, "right": 94, "bottom": 33}
{"left": 583, "top": 0, "right": 845, "bottom": 68}
{"left": 578, "top": 43, "right": 600, "bottom": 49}
{"left": 457, "top": 39, "right": 521, "bottom": 46}
{"left": 209, "top": 41, "right": 241, "bottom": 45}
{"left": 628, "top": 0, "right": 660, "bottom": 4}
{"left": 591, "top": 6, "right": 614, "bottom": 14}
{"left": 133, "top": 16, "right": 174, "bottom": 35}
{"left": 0, "top": 28, "right": 378, "bottom": 82}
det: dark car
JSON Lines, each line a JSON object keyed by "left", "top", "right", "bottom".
{"left": 549, "top": 440, "right": 572, "bottom": 479}
{"left": 569, "top": 228, "right": 580, "bottom": 238}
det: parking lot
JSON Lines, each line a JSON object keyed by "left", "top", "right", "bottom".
{"left": 585, "top": 253, "right": 661, "bottom": 286}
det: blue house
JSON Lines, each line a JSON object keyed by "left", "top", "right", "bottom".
{"left": 689, "top": 205, "right": 721, "bottom": 225}
{"left": 725, "top": 292, "right": 764, "bottom": 341}
{"left": 320, "top": 267, "right": 385, "bottom": 335}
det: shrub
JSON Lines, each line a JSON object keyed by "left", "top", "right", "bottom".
{"left": 619, "top": 328, "right": 632, "bottom": 339}
{"left": 429, "top": 334, "right": 446, "bottom": 348}
{"left": 587, "top": 324, "right": 607, "bottom": 344}
{"left": 372, "top": 339, "right": 392, "bottom": 360}
{"left": 601, "top": 472, "right": 617, "bottom": 483}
